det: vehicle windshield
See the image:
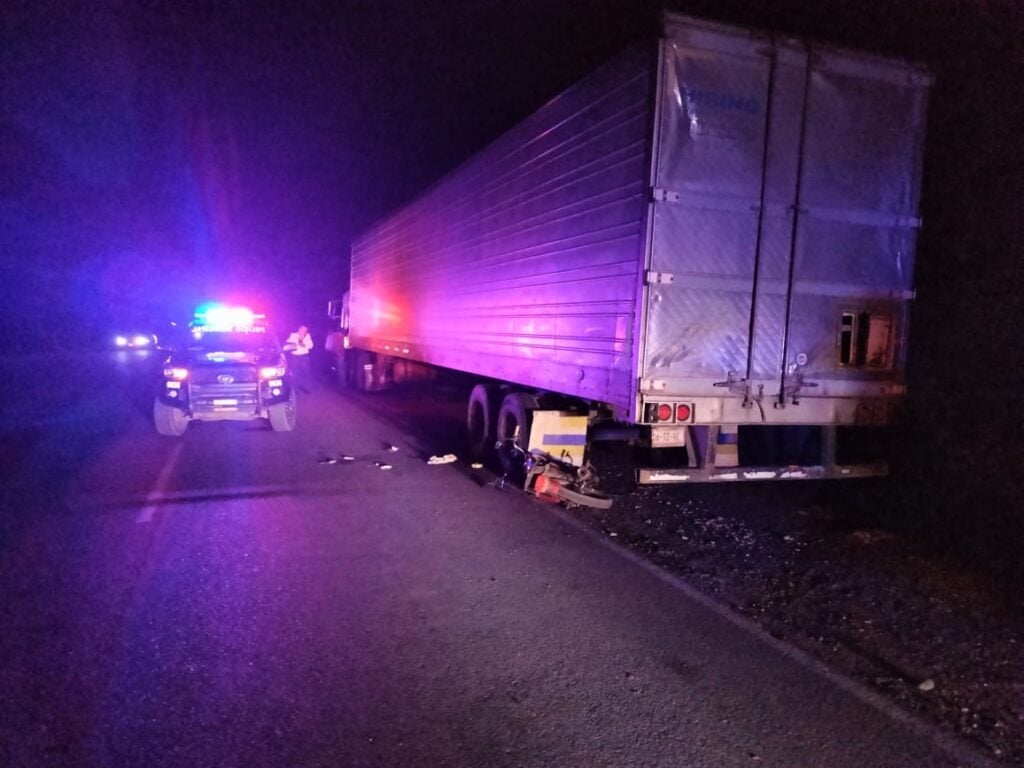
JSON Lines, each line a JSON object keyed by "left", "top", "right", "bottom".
{"left": 186, "top": 327, "right": 278, "bottom": 354}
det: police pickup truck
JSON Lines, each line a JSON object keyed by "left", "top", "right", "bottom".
{"left": 154, "top": 306, "right": 296, "bottom": 436}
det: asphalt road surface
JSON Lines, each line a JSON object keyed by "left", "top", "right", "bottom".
{"left": 0, "top": 353, "right": 990, "bottom": 767}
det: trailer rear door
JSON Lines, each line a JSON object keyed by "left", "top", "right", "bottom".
{"left": 643, "top": 17, "right": 930, "bottom": 404}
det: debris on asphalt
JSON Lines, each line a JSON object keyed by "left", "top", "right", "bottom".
{"left": 427, "top": 454, "right": 457, "bottom": 465}
{"left": 374, "top": 462, "right": 393, "bottom": 470}
{"left": 385, "top": 443, "right": 400, "bottom": 452}
{"left": 320, "top": 454, "right": 358, "bottom": 464}
{"left": 919, "top": 679, "right": 936, "bottom": 692}
{"left": 471, "top": 462, "right": 483, "bottom": 470}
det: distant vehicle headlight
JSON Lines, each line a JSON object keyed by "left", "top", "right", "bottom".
{"left": 133, "top": 335, "right": 152, "bottom": 347}
{"left": 115, "top": 335, "right": 129, "bottom": 347}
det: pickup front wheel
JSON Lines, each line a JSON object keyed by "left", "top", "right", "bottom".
{"left": 154, "top": 399, "right": 189, "bottom": 436}
{"left": 268, "top": 394, "right": 297, "bottom": 432}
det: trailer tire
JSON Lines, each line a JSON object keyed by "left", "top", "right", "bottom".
{"left": 350, "top": 350, "right": 372, "bottom": 391}
{"left": 496, "top": 392, "right": 539, "bottom": 477}
{"left": 467, "top": 384, "right": 499, "bottom": 460}
{"left": 154, "top": 399, "right": 189, "bottom": 436}
{"left": 337, "top": 354, "right": 354, "bottom": 391}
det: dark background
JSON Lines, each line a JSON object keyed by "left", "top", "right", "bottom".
{"left": 2, "top": 1, "right": 1022, "bottom": 575}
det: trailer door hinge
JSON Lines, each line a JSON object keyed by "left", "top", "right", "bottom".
{"left": 652, "top": 187, "right": 681, "bottom": 203}
{"left": 645, "top": 270, "right": 674, "bottom": 285}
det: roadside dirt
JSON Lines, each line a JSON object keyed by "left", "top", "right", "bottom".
{"left": 565, "top": 447, "right": 1024, "bottom": 765}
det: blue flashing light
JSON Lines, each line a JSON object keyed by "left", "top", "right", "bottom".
{"left": 193, "top": 303, "right": 265, "bottom": 332}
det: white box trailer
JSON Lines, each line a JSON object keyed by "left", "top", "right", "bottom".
{"left": 339, "top": 12, "right": 932, "bottom": 485}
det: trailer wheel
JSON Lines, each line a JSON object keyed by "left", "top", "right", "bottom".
{"left": 337, "top": 354, "right": 354, "bottom": 391}
{"left": 467, "top": 384, "right": 499, "bottom": 459}
{"left": 496, "top": 392, "right": 538, "bottom": 476}
{"left": 351, "top": 351, "right": 373, "bottom": 391}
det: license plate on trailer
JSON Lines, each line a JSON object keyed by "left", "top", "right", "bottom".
{"left": 212, "top": 398, "right": 238, "bottom": 406}
{"left": 651, "top": 426, "right": 687, "bottom": 447}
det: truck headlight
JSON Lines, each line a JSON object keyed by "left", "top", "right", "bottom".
{"left": 260, "top": 364, "right": 287, "bottom": 379}
{"left": 163, "top": 366, "right": 189, "bottom": 380}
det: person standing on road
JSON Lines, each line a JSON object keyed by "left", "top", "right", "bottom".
{"left": 284, "top": 324, "right": 314, "bottom": 392}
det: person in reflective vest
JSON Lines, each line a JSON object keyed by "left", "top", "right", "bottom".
{"left": 284, "top": 325, "right": 313, "bottom": 392}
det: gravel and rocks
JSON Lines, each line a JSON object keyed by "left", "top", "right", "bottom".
{"left": 566, "top": 446, "right": 1024, "bottom": 764}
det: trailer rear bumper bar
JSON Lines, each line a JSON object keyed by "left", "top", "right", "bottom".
{"left": 637, "top": 461, "right": 888, "bottom": 484}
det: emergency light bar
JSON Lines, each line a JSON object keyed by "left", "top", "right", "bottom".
{"left": 192, "top": 303, "right": 266, "bottom": 333}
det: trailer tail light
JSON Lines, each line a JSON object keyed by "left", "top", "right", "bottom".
{"left": 644, "top": 402, "right": 694, "bottom": 423}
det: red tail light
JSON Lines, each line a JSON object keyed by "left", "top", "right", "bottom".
{"left": 676, "top": 403, "right": 692, "bottom": 422}
{"left": 656, "top": 403, "right": 672, "bottom": 422}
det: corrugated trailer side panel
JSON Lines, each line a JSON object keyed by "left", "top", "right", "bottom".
{"left": 350, "top": 46, "right": 655, "bottom": 417}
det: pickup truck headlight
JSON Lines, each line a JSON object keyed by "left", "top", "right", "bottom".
{"left": 163, "top": 366, "right": 189, "bottom": 380}
{"left": 260, "top": 363, "right": 287, "bottom": 379}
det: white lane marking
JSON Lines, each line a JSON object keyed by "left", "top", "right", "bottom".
{"left": 136, "top": 442, "right": 183, "bottom": 523}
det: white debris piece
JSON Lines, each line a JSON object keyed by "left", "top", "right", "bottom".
{"left": 470, "top": 462, "right": 483, "bottom": 470}
{"left": 919, "top": 679, "right": 936, "bottom": 692}
{"left": 427, "top": 454, "right": 457, "bottom": 465}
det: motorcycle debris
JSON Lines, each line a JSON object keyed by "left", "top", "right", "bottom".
{"left": 470, "top": 462, "right": 483, "bottom": 470}
{"left": 375, "top": 462, "right": 393, "bottom": 470}
{"left": 427, "top": 454, "right": 457, "bottom": 465}
{"left": 318, "top": 458, "right": 338, "bottom": 465}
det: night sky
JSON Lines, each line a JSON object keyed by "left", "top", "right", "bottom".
{"left": 2, "top": 0, "right": 1022, "bottom": 354}
{"left": 0, "top": 0, "right": 654, "bottom": 346}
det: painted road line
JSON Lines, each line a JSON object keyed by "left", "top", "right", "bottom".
{"left": 136, "top": 442, "right": 183, "bottom": 523}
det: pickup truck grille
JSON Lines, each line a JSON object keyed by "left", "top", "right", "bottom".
{"left": 191, "top": 365, "right": 258, "bottom": 385}
{"left": 190, "top": 382, "right": 260, "bottom": 409}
